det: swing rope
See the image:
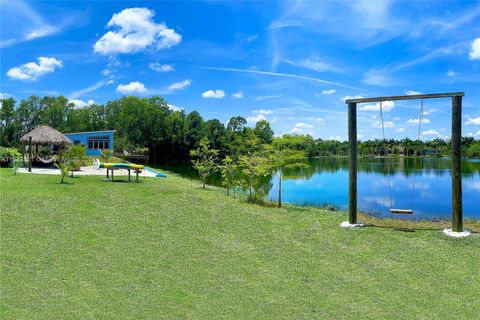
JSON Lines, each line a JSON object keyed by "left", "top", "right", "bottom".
{"left": 379, "top": 99, "right": 424, "bottom": 214}
{"left": 409, "top": 99, "right": 424, "bottom": 209}
{"left": 379, "top": 101, "right": 393, "bottom": 208}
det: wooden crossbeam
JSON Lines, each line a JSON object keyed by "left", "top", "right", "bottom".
{"left": 345, "top": 92, "right": 464, "bottom": 104}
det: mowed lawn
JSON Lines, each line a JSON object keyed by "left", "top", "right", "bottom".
{"left": 1, "top": 169, "right": 479, "bottom": 319}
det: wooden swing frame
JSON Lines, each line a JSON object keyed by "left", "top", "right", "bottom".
{"left": 345, "top": 92, "right": 465, "bottom": 232}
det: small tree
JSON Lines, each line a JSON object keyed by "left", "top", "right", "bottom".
{"left": 99, "top": 149, "right": 113, "bottom": 163}
{"left": 238, "top": 134, "right": 271, "bottom": 202}
{"left": 270, "top": 138, "right": 308, "bottom": 207}
{"left": 12, "top": 157, "right": 23, "bottom": 175}
{"left": 64, "top": 145, "right": 87, "bottom": 177}
{"left": 54, "top": 162, "right": 70, "bottom": 184}
{"left": 220, "top": 156, "right": 238, "bottom": 196}
{"left": 190, "top": 139, "right": 219, "bottom": 189}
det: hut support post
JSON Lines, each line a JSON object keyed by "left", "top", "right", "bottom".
{"left": 451, "top": 96, "right": 463, "bottom": 232}
{"left": 28, "top": 137, "right": 32, "bottom": 172}
{"left": 348, "top": 102, "right": 357, "bottom": 225}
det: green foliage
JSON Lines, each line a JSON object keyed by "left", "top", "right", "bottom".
{"left": 268, "top": 138, "right": 309, "bottom": 207}
{"left": 220, "top": 156, "right": 239, "bottom": 196}
{"left": 54, "top": 162, "right": 71, "bottom": 184}
{"left": 11, "top": 157, "right": 23, "bottom": 175}
{"left": 190, "top": 139, "right": 219, "bottom": 189}
{"left": 238, "top": 134, "right": 272, "bottom": 202}
{"left": 0, "top": 147, "right": 22, "bottom": 163}
{"left": 254, "top": 120, "right": 274, "bottom": 144}
{"left": 99, "top": 149, "right": 113, "bottom": 163}
{"left": 1, "top": 95, "right": 479, "bottom": 167}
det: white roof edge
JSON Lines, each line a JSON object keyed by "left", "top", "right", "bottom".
{"left": 64, "top": 130, "right": 116, "bottom": 135}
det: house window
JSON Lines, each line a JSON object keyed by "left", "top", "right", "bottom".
{"left": 87, "top": 136, "right": 110, "bottom": 149}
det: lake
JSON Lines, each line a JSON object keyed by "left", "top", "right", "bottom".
{"left": 155, "top": 157, "right": 480, "bottom": 221}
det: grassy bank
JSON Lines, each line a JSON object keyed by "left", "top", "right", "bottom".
{"left": 1, "top": 169, "right": 479, "bottom": 319}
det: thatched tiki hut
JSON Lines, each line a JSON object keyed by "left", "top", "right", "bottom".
{"left": 20, "top": 125, "right": 72, "bottom": 172}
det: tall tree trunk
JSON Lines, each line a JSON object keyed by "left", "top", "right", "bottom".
{"left": 277, "top": 173, "right": 282, "bottom": 208}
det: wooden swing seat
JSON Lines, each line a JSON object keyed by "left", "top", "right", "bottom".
{"left": 390, "top": 209, "right": 413, "bottom": 214}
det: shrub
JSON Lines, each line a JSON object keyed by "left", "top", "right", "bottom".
{"left": 0, "top": 147, "right": 22, "bottom": 167}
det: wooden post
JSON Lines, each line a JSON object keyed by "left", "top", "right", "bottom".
{"left": 451, "top": 96, "right": 463, "bottom": 232}
{"left": 136, "top": 170, "right": 139, "bottom": 182}
{"left": 278, "top": 173, "right": 282, "bottom": 208}
{"left": 111, "top": 169, "right": 114, "bottom": 182}
{"left": 348, "top": 102, "right": 357, "bottom": 224}
{"left": 28, "top": 136, "right": 32, "bottom": 172}
{"left": 128, "top": 169, "right": 131, "bottom": 182}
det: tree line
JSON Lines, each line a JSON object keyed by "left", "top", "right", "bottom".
{"left": 1, "top": 95, "right": 479, "bottom": 162}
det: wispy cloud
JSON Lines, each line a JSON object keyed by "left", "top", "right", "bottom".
{"left": 70, "top": 78, "right": 114, "bottom": 99}
{"left": 284, "top": 55, "right": 344, "bottom": 73}
{"left": 0, "top": 0, "right": 87, "bottom": 47}
{"left": 200, "top": 66, "right": 362, "bottom": 90}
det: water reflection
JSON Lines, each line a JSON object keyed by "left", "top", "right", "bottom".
{"left": 155, "top": 157, "right": 480, "bottom": 220}
{"left": 269, "top": 157, "right": 480, "bottom": 220}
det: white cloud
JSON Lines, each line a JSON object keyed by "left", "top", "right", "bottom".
{"left": 395, "top": 127, "right": 405, "bottom": 133}
{"left": 87, "top": 99, "right": 95, "bottom": 106}
{"left": 7, "top": 57, "right": 63, "bottom": 81}
{"left": 328, "top": 136, "right": 344, "bottom": 141}
{"left": 69, "top": 99, "right": 89, "bottom": 108}
{"left": 167, "top": 104, "right": 184, "bottom": 112}
{"left": 295, "top": 122, "right": 314, "bottom": 129}
{"left": 247, "top": 114, "right": 266, "bottom": 124}
{"left": 116, "top": 81, "right": 148, "bottom": 94}
{"left": 253, "top": 109, "right": 273, "bottom": 115}
{"left": 406, "top": 118, "right": 431, "bottom": 125}
{"left": 422, "top": 129, "right": 440, "bottom": 136}
{"left": 469, "top": 38, "right": 480, "bottom": 60}
{"left": 405, "top": 90, "right": 421, "bottom": 95}
{"left": 93, "top": 8, "right": 181, "bottom": 55}
{"left": 465, "top": 117, "right": 480, "bottom": 126}
{"left": 423, "top": 108, "right": 438, "bottom": 115}
{"left": 201, "top": 90, "right": 225, "bottom": 99}
{"left": 322, "top": 89, "right": 336, "bottom": 95}
{"left": 168, "top": 79, "right": 191, "bottom": 91}
{"left": 359, "top": 100, "right": 395, "bottom": 112}
{"left": 343, "top": 95, "right": 364, "bottom": 102}
{"left": 289, "top": 128, "right": 303, "bottom": 134}
{"left": 373, "top": 121, "right": 395, "bottom": 128}
{"left": 0, "top": 93, "right": 13, "bottom": 99}
{"left": 231, "top": 91, "right": 244, "bottom": 99}
{"left": 149, "top": 63, "right": 174, "bottom": 72}
{"left": 446, "top": 70, "right": 458, "bottom": 77}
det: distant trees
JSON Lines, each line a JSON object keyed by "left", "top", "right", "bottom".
{"left": 1, "top": 94, "right": 479, "bottom": 168}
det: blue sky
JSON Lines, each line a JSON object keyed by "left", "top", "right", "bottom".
{"left": 1, "top": 0, "right": 480, "bottom": 140}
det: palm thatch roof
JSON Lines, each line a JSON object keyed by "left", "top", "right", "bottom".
{"left": 20, "top": 125, "right": 72, "bottom": 146}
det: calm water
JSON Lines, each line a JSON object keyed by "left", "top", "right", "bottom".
{"left": 155, "top": 157, "right": 480, "bottom": 220}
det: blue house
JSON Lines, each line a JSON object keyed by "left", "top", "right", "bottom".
{"left": 64, "top": 130, "right": 115, "bottom": 156}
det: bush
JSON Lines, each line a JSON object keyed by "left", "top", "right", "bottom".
{"left": 0, "top": 147, "right": 22, "bottom": 167}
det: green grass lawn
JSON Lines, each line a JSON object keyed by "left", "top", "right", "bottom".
{"left": 1, "top": 169, "right": 479, "bottom": 319}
